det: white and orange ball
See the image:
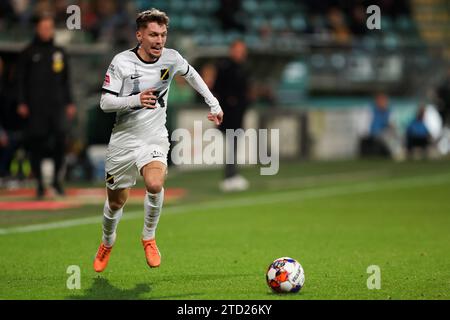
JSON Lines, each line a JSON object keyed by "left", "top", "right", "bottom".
{"left": 266, "top": 257, "right": 305, "bottom": 293}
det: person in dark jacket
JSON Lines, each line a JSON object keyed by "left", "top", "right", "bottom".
{"left": 436, "top": 67, "right": 450, "bottom": 126}
{"left": 212, "top": 40, "right": 250, "bottom": 191}
{"left": 17, "top": 14, "right": 76, "bottom": 198}
{"left": 406, "top": 106, "right": 431, "bottom": 157}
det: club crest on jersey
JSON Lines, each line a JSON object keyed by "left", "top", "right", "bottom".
{"left": 160, "top": 68, "right": 170, "bottom": 80}
{"left": 52, "top": 51, "right": 64, "bottom": 73}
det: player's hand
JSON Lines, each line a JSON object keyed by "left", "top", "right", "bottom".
{"left": 66, "top": 104, "right": 76, "bottom": 121}
{"left": 17, "top": 103, "right": 29, "bottom": 118}
{"left": 140, "top": 89, "right": 158, "bottom": 109}
{"left": 0, "top": 131, "right": 8, "bottom": 147}
{"left": 208, "top": 111, "right": 224, "bottom": 125}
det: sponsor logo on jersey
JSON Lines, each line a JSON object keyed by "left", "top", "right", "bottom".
{"left": 103, "top": 74, "right": 110, "bottom": 86}
{"left": 151, "top": 150, "right": 164, "bottom": 158}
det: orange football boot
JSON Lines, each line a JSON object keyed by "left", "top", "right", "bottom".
{"left": 142, "top": 239, "right": 161, "bottom": 268}
{"left": 93, "top": 243, "right": 113, "bottom": 272}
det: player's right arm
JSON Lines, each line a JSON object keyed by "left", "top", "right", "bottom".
{"left": 100, "top": 89, "right": 158, "bottom": 113}
{"left": 100, "top": 55, "right": 157, "bottom": 113}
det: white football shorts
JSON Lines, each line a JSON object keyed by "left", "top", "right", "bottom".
{"left": 105, "top": 138, "right": 170, "bottom": 190}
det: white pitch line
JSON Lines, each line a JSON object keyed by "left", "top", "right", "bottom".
{"left": 0, "top": 173, "right": 449, "bottom": 236}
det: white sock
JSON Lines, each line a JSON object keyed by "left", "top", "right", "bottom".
{"left": 102, "top": 199, "right": 123, "bottom": 247}
{"left": 143, "top": 188, "right": 164, "bottom": 240}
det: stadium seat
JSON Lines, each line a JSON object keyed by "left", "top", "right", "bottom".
{"left": 277, "top": 60, "right": 309, "bottom": 105}
{"left": 192, "top": 33, "right": 209, "bottom": 46}
{"left": 361, "top": 35, "right": 379, "bottom": 51}
{"left": 209, "top": 32, "right": 228, "bottom": 46}
{"left": 147, "top": 0, "right": 169, "bottom": 11}
{"left": 382, "top": 33, "right": 400, "bottom": 51}
{"left": 290, "top": 14, "right": 307, "bottom": 32}
{"left": 259, "top": 0, "right": 278, "bottom": 14}
{"left": 330, "top": 53, "right": 346, "bottom": 70}
{"left": 395, "top": 15, "right": 416, "bottom": 33}
{"left": 169, "top": 0, "right": 186, "bottom": 13}
{"left": 242, "top": 0, "right": 258, "bottom": 13}
{"left": 180, "top": 15, "right": 197, "bottom": 31}
{"left": 203, "top": 0, "right": 220, "bottom": 12}
{"left": 225, "top": 31, "right": 244, "bottom": 44}
{"left": 186, "top": 0, "right": 204, "bottom": 12}
{"left": 243, "top": 34, "right": 260, "bottom": 47}
{"left": 168, "top": 14, "right": 182, "bottom": 29}
{"left": 270, "top": 15, "right": 289, "bottom": 31}
{"left": 381, "top": 16, "right": 394, "bottom": 32}
{"left": 249, "top": 15, "right": 268, "bottom": 32}
{"left": 310, "top": 53, "right": 327, "bottom": 70}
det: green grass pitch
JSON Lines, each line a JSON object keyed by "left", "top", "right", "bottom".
{"left": 0, "top": 160, "right": 449, "bottom": 299}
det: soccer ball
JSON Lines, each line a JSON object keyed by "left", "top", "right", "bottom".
{"left": 266, "top": 257, "right": 305, "bottom": 293}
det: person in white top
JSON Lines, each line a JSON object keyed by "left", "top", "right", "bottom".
{"left": 94, "top": 8, "right": 223, "bottom": 272}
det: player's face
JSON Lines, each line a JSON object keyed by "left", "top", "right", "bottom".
{"left": 230, "top": 41, "right": 247, "bottom": 63}
{"left": 36, "top": 18, "right": 55, "bottom": 42}
{"left": 137, "top": 22, "right": 167, "bottom": 59}
{"left": 376, "top": 94, "right": 388, "bottom": 109}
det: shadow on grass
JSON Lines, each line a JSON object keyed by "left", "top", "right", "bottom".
{"left": 66, "top": 277, "right": 150, "bottom": 300}
{"left": 265, "top": 291, "right": 307, "bottom": 299}
{"left": 66, "top": 277, "right": 203, "bottom": 300}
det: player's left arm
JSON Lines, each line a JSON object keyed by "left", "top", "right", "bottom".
{"left": 175, "top": 52, "right": 223, "bottom": 125}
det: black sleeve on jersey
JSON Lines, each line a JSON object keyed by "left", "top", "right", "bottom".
{"left": 102, "top": 88, "right": 119, "bottom": 96}
{"left": 181, "top": 65, "right": 190, "bottom": 77}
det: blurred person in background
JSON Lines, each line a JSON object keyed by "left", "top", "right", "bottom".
{"left": 211, "top": 40, "right": 250, "bottom": 192}
{"left": 0, "top": 54, "right": 29, "bottom": 187}
{"left": 326, "top": 7, "right": 351, "bottom": 45}
{"left": 368, "top": 92, "right": 405, "bottom": 161}
{"left": 78, "top": 0, "right": 100, "bottom": 41}
{"left": 349, "top": 4, "right": 368, "bottom": 36}
{"left": 215, "top": 0, "right": 246, "bottom": 32}
{"left": 17, "top": 13, "right": 76, "bottom": 199}
{"left": 94, "top": 0, "right": 132, "bottom": 46}
{"left": 0, "top": 125, "right": 8, "bottom": 185}
{"left": 0, "top": 56, "right": 10, "bottom": 183}
{"left": 436, "top": 67, "right": 450, "bottom": 126}
{"left": 406, "top": 105, "right": 431, "bottom": 159}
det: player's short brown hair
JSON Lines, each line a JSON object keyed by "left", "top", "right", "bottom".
{"left": 136, "top": 9, "right": 169, "bottom": 30}
{"left": 33, "top": 11, "right": 54, "bottom": 26}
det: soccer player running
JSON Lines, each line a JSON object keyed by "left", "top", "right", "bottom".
{"left": 94, "top": 9, "right": 223, "bottom": 272}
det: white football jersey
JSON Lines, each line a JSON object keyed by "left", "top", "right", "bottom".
{"left": 102, "top": 46, "right": 189, "bottom": 149}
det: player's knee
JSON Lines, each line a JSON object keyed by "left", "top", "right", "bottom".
{"left": 146, "top": 180, "right": 163, "bottom": 194}
{"left": 108, "top": 199, "right": 125, "bottom": 211}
